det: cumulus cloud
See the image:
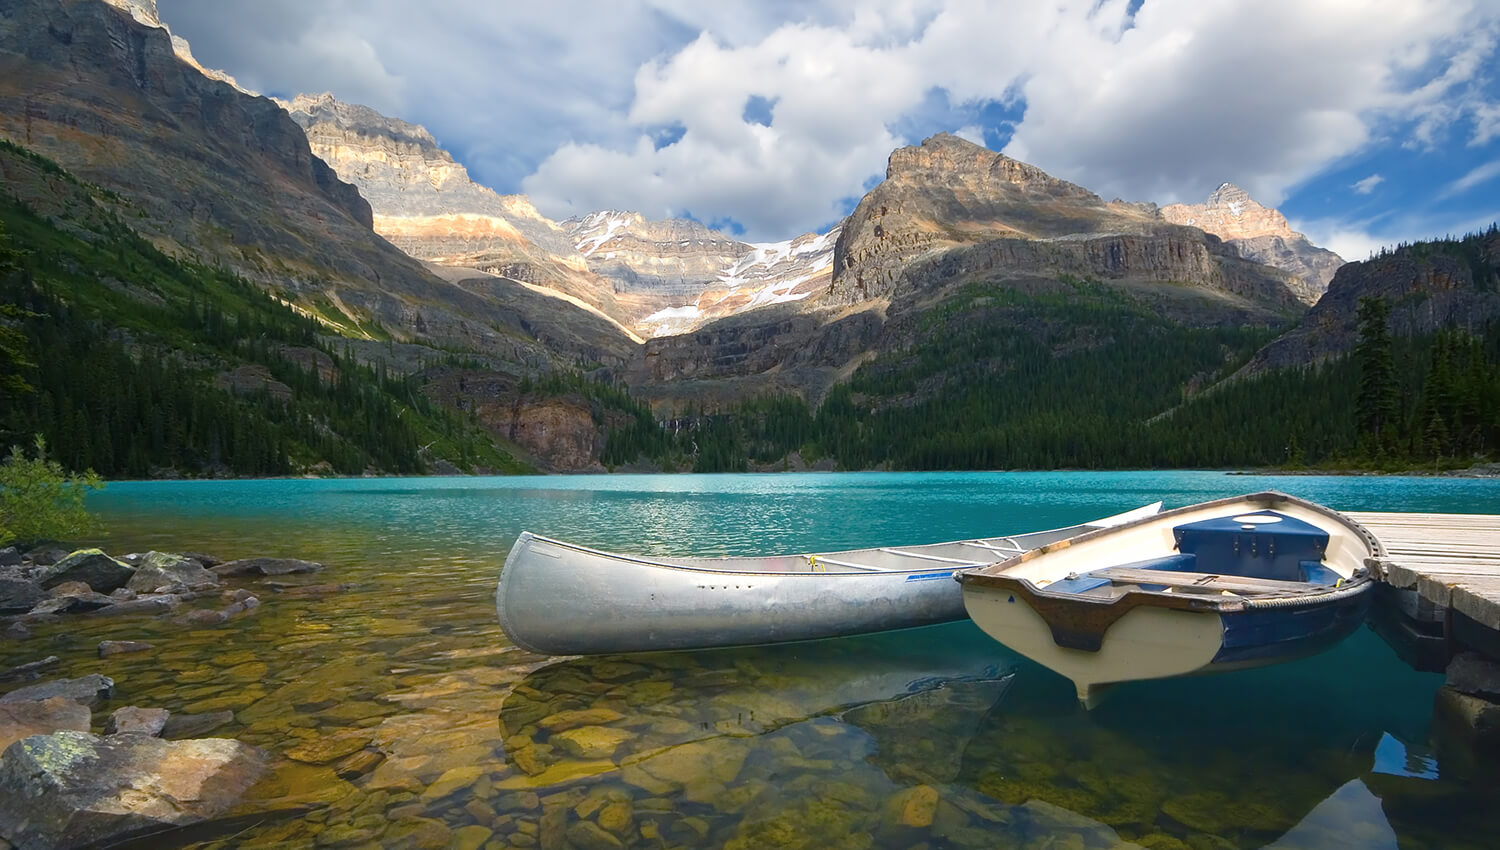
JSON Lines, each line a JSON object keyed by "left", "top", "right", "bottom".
{"left": 525, "top": 0, "right": 1500, "bottom": 238}
{"left": 159, "top": 0, "right": 1500, "bottom": 242}
{"left": 1352, "top": 174, "right": 1386, "bottom": 195}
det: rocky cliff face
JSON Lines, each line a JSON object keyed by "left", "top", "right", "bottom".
{"left": 281, "top": 94, "right": 836, "bottom": 339}
{"left": 419, "top": 369, "right": 615, "bottom": 472}
{"left": 566, "top": 211, "right": 838, "bottom": 337}
{"left": 0, "top": 0, "right": 636, "bottom": 368}
{"left": 826, "top": 134, "right": 1301, "bottom": 312}
{"left": 100, "top": 0, "right": 246, "bottom": 90}
{"left": 278, "top": 93, "right": 629, "bottom": 327}
{"left": 1162, "top": 183, "right": 1344, "bottom": 304}
{"left": 1241, "top": 232, "right": 1500, "bottom": 376}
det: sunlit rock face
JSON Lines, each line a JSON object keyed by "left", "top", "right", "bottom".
{"left": 565, "top": 211, "right": 839, "bottom": 338}
{"left": 1163, "top": 183, "right": 1345, "bottom": 304}
{"left": 828, "top": 134, "right": 1303, "bottom": 310}
{"left": 100, "top": 0, "right": 247, "bottom": 90}
{"left": 278, "top": 93, "right": 629, "bottom": 328}
{"left": 282, "top": 94, "right": 837, "bottom": 339}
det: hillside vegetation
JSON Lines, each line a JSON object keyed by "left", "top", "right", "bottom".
{"left": 602, "top": 235, "right": 1500, "bottom": 473}
{"left": 0, "top": 142, "right": 525, "bottom": 477}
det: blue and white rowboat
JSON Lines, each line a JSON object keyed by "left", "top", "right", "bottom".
{"left": 958, "top": 491, "right": 1382, "bottom": 707}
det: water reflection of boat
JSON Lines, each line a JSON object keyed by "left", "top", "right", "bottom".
{"left": 496, "top": 624, "right": 1018, "bottom": 783}
{"left": 960, "top": 492, "right": 1379, "bottom": 706}
{"left": 495, "top": 502, "right": 1160, "bottom": 656}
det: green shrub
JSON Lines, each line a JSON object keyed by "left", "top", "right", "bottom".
{"left": 0, "top": 436, "right": 102, "bottom": 546}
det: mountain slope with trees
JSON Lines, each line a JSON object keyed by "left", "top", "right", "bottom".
{"left": 0, "top": 141, "right": 527, "bottom": 476}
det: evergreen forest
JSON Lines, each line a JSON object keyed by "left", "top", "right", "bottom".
{"left": 3, "top": 137, "right": 1497, "bottom": 480}
{"left": 601, "top": 235, "right": 1500, "bottom": 474}
{"left": 0, "top": 144, "right": 525, "bottom": 477}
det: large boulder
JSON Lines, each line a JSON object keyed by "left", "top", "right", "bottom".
{"left": 0, "top": 675, "right": 114, "bottom": 709}
{"left": 38, "top": 550, "right": 135, "bottom": 594}
{"left": 213, "top": 557, "right": 323, "bottom": 577}
{"left": 0, "top": 730, "right": 267, "bottom": 850}
{"left": 125, "top": 553, "right": 217, "bottom": 594}
{"left": 0, "top": 578, "right": 45, "bottom": 615}
{"left": 0, "top": 698, "right": 90, "bottom": 753}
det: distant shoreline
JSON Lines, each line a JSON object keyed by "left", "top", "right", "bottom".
{"left": 88, "top": 463, "right": 1500, "bottom": 483}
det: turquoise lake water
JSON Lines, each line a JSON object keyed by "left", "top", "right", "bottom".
{"left": 13, "top": 470, "right": 1500, "bottom": 847}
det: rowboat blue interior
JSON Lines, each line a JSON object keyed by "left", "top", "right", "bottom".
{"left": 1043, "top": 511, "right": 1342, "bottom": 596}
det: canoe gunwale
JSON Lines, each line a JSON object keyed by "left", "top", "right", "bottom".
{"left": 514, "top": 532, "right": 975, "bottom": 577}
{"left": 509, "top": 501, "right": 1163, "bottom": 579}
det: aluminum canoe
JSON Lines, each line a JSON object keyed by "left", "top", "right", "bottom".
{"left": 495, "top": 501, "right": 1161, "bottom": 656}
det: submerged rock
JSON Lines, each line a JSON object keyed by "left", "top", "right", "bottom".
{"left": 214, "top": 557, "right": 323, "bottom": 577}
{"left": 176, "top": 609, "right": 229, "bottom": 627}
{"left": 1448, "top": 651, "right": 1500, "bottom": 701}
{"left": 552, "top": 726, "right": 632, "bottom": 759}
{"left": 103, "top": 706, "right": 170, "bottom": 737}
{"left": 885, "top": 784, "right": 940, "bottom": 829}
{"left": 0, "top": 729, "right": 267, "bottom": 850}
{"left": 537, "top": 708, "right": 626, "bottom": 732}
{"left": 160, "top": 710, "right": 235, "bottom": 740}
{"left": 0, "top": 697, "right": 90, "bottom": 753}
{"left": 92, "top": 596, "right": 177, "bottom": 617}
{"left": 38, "top": 549, "right": 135, "bottom": 594}
{"left": 0, "top": 656, "right": 60, "bottom": 683}
{"left": 0, "top": 674, "right": 114, "bottom": 709}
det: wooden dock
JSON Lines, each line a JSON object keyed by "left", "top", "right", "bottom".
{"left": 1349, "top": 511, "right": 1500, "bottom": 628}
{"left": 1348, "top": 510, "right": 1500, "bottom": 660}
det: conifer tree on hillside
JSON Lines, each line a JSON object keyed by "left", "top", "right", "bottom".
{"left": 1354, "top": 296, "right": 1398, "bottom": 453}
{"left": 0, "top": 224, "right": 35, "bottom": 404}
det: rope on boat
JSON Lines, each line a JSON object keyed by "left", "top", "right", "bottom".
{"left": 1240, "top": 580, "right": 1369, "bottom": 610}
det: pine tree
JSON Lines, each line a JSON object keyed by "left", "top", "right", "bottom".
{"left": 1354, "top": 296, "right": 1398, "bottom": 452}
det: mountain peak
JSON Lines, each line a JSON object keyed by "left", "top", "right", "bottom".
{"left": 1162, "top": 184, "right": 1344, "bottom": 302}
{"left": 1163, "top": 184, "right": 1288, "bottom": 239}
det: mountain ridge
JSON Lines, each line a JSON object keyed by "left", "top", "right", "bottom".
{"left": 282, "top": 92, "right": 839, "bottom": 339}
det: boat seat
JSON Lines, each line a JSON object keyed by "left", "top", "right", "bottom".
{"left": 1086, "top": 566, "right": 1325, "bottom": 595}
{"left": 1173, "top": 511, "right": 1330, "bottom": 582}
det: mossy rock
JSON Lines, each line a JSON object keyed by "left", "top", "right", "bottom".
{"left": 552, "top": 725, "right": 632, "bottom": 759}
{"left": 1136, "top": 834, "right": 1193, "bottom": 850}
{"left": 383, "top": 816, "right": 452, "bottom": 850}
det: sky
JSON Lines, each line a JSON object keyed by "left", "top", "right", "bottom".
{"left": 157, "top": 0, "right": 1500, "bottom": 259}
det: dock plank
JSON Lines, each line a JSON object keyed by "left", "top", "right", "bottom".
{"left": 1349, "top": 510, "right": 1500, "bottom": 633}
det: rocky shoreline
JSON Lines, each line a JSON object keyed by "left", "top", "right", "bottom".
{"left": 0, "top": 544, "right": 332, "bottom": 849}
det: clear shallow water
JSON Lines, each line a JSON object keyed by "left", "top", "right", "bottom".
{"left": 5, "top": 471, "right": 1499, "bottom": 848}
